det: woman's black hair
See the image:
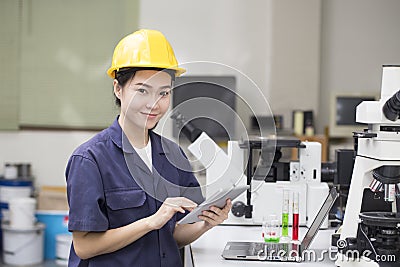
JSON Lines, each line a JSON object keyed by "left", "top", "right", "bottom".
{"left": 113, "top": 67, "right": 175, "bottom": 107}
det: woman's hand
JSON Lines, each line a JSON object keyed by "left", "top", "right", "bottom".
{"left": 198, "top": 199, "right": 232, "bottom": 229}
{"left": 148, "top": 197, "right": 197, "bottom": 230}
{"left": 173, "top": 199, "right": 232, "bottom": 247}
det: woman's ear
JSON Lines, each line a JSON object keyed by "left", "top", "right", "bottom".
{"left": 113, "top": 79, "right": 121, "bottom": 99}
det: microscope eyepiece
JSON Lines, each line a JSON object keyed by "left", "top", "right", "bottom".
{"left": 382, "top": 89, "right": 400, "bottom": 121}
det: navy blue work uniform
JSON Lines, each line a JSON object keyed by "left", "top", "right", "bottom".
{"left": 66, "top": 117, "right": 203, "bottom": 267}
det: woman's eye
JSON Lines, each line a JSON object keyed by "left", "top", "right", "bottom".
{"left": 160, "top": 91, "right": 170, "bottom": 97}
{"left": 137, "top": 88, "right": 146, "bottom": 94}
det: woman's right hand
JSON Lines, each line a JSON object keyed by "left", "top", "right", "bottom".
{"left": 148, "top": 197, "right": 197, "bottom": 230}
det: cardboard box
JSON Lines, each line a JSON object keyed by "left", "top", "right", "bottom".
{"left": 37, "top": 186, "right": 69, "bottom": 211}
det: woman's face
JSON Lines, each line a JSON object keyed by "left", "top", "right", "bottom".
{"left": 114, "top": 70, "right": 172, "bottom": 131}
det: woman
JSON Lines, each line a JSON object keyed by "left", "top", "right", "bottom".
{"left": 66, "top": 29, "right": 232, "bottom": 266}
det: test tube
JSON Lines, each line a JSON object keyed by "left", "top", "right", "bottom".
{"left": 281, "top": 190, "right": 289, "bottom": 239}
{"left": 262, "top": 217, "right": 266, "bottom": 241}
{"left": 292, "top": 191, "right": 299, "bottom": 241}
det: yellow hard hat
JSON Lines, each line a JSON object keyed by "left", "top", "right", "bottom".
{"left": 107, "top": 29, "right": 186, "bottom": 78}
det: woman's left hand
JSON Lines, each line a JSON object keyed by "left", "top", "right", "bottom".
{"left": 198, "top": 199, "right": 232, "bottom": 229}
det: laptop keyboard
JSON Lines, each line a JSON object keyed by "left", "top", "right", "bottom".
{"left": 249, "top": 242, "right": 296, "bottom": 260}
{"left": 250, "top": 242, "right": 288, "bottom": 253}
{"left": 249, "top": 242, "right": 266, "bottom": 255}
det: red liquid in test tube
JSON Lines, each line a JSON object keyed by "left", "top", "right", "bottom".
{"left": 292, "top": 192, "right": 299, "bottom": 241}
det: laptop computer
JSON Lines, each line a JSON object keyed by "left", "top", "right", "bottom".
{"left": 222, "top": 187, "right": 338, "bottom": 262}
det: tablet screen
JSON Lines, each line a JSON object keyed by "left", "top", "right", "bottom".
{"left": 177, "top": 185, "right": 249, "bottom": 224}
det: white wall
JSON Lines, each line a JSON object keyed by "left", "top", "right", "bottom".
{"left": 268, "top": 0, "right": 322, "bottom": 128}
{"left": 0, "top": 131, "right": 96, "bottom": 188}
{"left": 318, "top": 0, "right": 400, "bottom": 134}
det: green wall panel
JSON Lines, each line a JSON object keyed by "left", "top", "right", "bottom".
{"left": 0, "top": 1, "right": 20, "bottom": 130}
{"left": 17, "top": 0, "right": 139, "bottom": 129}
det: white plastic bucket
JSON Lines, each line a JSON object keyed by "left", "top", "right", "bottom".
{"left": 9, "top": 197, "right": 37, "bottom": 229}
{"left": 2, "top": 222, "right": 45, "bottom": 266}
{"left": 0, "top": 179, "right": 33, "bottom": 203}
{"left": 0, "top": 186, "right": 32, "bottom": 202}
{"left": 56, "top": 234, "right": 72, "bottom": 265}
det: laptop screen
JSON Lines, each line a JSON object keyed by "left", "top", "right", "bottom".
{"left": 301, "top": 187, "right": 338, "bottom": 251}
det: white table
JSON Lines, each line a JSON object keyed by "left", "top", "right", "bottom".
{"left": 188, "top": 225, "right": 338, "bottom": 266}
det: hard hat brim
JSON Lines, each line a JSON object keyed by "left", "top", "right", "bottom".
{"left": 107, "top": 65, "right": 186, "bottom": 79}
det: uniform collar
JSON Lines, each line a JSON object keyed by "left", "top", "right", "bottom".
{"left": 109, "top": 116, "right": 170, "bottom": 155}
{"left": 109, "top": 116, "right": 124, "bottom": 150}
{"left": 149, "top": 130, "right": 170, "bottom": 155}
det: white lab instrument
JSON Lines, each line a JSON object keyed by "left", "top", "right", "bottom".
{"left": 171, "top": 111, "right": 330, "bottom": 229}
{"left": 219, "top": 140, "right": 329, "bottom": 229}
{"left": 336, "top": 65, "right": 400, "bottom": 267}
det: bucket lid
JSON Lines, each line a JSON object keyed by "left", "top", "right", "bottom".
{"left": 2, "top": 222, "right": 45, "bottom": 232}
{"left": 9, "top": 197, "right": 36, "bottom": 205}
{"left": 36, "top": 210, "right": 69, "bottom": 215}
{"left": 55, "top": 259, "right": 69, "bottom": 266}
{"left": 0, "top": 179, "right": 32, "bottom": 186}
{"left": 56, "top": 233, "right": 72, "bottom": 242}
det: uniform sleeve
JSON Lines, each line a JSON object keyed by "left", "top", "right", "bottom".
{"left": 66, "top": 155, "right": 109, "bottom": 232}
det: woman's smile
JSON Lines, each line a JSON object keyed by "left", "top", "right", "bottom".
{"left": 141, "top": 112, "right": 159, "bottom": 119}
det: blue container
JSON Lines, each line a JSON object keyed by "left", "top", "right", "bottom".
{"left": 0, "top": 202, "right": 8, "bottom": 251}
{"left": 0, "top": 202, "right": 8, "bottom": 217}
{"left": 0, "top": 178, "right": 33, "bottom": 187}
{"left": 36, "top": 210, "right": 70, "bottom": 260}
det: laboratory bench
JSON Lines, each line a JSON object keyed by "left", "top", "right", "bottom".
{"left": 187, "top": 225, "right": 338, "bottom": 267}
{"left": 0, "top": 226, "right": 337, "bottom": 267}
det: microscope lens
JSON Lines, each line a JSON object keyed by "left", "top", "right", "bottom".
{"left": 369, "top": 179, "right": 382, "bottom": 192}
{"left": 369, "top": 179, "right": 376, "bottom": 190}
{"left": 384, "top": 184, "right": 395, "bottom": 202}
{"left": 397, "top": 183, "right": 400, "bottom": 197}
{"left": 382, "top": 89, "right": 400, "bottom": 121}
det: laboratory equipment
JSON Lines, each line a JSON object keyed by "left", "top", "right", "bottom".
{"left": 263, "top": 214, "right": 280, "bottom": 243}
{"left": 228, "top": 137, "right": 329, "bottom": 228}
{"left": 221, "top": 187, "right": 338, "bottom": 262}
{"left": 281, "top": 190, "right": 290, "bottom": 241}
{"left": 171, "top": 110, "right": 330, "bottom": 229}
{"left": 329, "top": 93, "right": 378, "bottom": 138}
{"left": 336, "top": 65, "right": 400, "bottom": 267}
{"left": 292, "top": 191, "right": 299, "bottom": 241}
{"left": 171, "top": 110, "right": 246, "bottom": 197}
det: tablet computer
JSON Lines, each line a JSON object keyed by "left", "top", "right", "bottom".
{"left": 177, "top": 185, "right": 250, "bottom": 224}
